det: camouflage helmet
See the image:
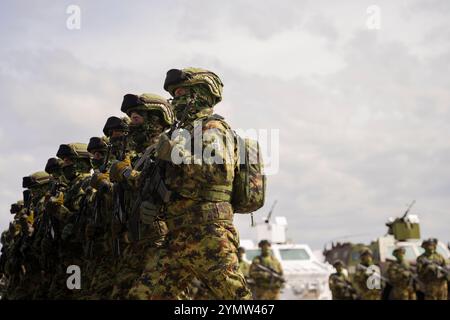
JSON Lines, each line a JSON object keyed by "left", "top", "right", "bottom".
{"left": 392, "top": 247, "right": 406, "bottom": 256}
{"left": 164, "top": 67, "right": 224, "bottom": 106}
{"left": 56, "top": 143, "right": 90, "bottom": 160}
{"left": 333, "top": 259, "right": 345, "bottom": 268}
{"left": 421, "top": 238, "right": 438, "bottom": 248}
{"left": 22, "top": 171, "right": 51, "bottom": 188}
{"left": 87, "top": 136, "right": 108, "bottom": 154}
{"left": 102, "top": 116, "right": 130, "bottom": 137}
{"left": 45, "top": 157, "right": 63, "bottom": 175}
{"left": 360, "top": 247, "right": 373, "bottom": 257}
{"left": 258, "top": 239, "right": 271, "bottom": 248}
{"left": 120, "top": 93, "right": 174, "bottom": 126}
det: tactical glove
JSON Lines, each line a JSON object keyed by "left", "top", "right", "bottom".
{"left": 90, "top": 172, "right": 111, "bottom": 192}
{"left": 155, "top": 133, "right": 175, "bottom": 161}
{"left": 109, "top": 157, "right": 131, "bottom": 183}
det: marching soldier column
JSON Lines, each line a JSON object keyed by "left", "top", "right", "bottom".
{"left": 0, "top": 67, "right": 269, "bottom": 300}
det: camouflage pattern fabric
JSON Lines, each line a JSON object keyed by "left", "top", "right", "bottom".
{"left": 353, "top": 263, "right": 382, "bottom": 300}
{"left": 147, "top": 221, "right": 251, "bottom": 300}
{"left": 417, "top": 252, "right": 448, "bottom": 300}
{"left": 249, "top": 254, "right": 283, "bottom": 300}
{"left": 386, "top": 260, "right": 416, "bottom": 300}
{"left": 329, "top": 272, "right": 356, "bottom": 300}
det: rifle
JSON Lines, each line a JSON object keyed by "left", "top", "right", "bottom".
{"left": 23, "top": 190, "right": 32, "bottom": 215}
{"left": 128, "top": 147, "right": 172, "bottom": 242}
{"left": 421, "top": 257, "right": 450, "bottom": 277}
{"left": 357, "top": 264, "right": 390, "bottom": 284}
{"left": 333, "top": 275, "right": 359, "bottom": 300}
{"left": 99, "top": 143, "right": 112, "bottom": 174}
{"left": 86, "top": 191, "right": 101, "bottom": 259}
{"left": 385, "top": 258, "right": 424, "bottom": 288}
{"left": 111, "top": 134, "right": 129, "bottom": 258}
{"left": 254, "top": 263, "right": 285, "bottom": 284}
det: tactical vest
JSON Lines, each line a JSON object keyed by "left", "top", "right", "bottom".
{"left": 166, "top": 113, "right": 265, "bottom": 213}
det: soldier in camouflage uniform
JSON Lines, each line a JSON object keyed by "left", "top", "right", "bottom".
{"left": 138, "top": 68, "right": 251, "bottom": 300}
{"left": 9, "top": 172, "right": 50, "bottom": 299}
{"left": 0, "top": 219, "right": 16, "bottom": 299}
{"left": 386, "top": 247, "right": 416, "bottom": 300}
{"left": 33, "top": 158, "right": 67, "bottom": 299}
{"left": 79, "top": 135, "right": 116, "bottom": 300}
{"left": 353, "top": 247, "right": 382, "bottom": 300}
{"left": 109, "top": 94, "right": 174, "bottom": 299}
{"left": 249, "top": 240, "right": 284, "bottom": 300}
{"left": 417, "top": 238, "right": 448, "bottom": 300}
{"left": 47, "top": 143, "right": 92, "bottom": 299}
{"left": 329, "top": 260, "right": 357, "bottom": 300}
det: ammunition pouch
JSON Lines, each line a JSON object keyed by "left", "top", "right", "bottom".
{"left": 165, "top": 202, "right": 233, "bottom": 231}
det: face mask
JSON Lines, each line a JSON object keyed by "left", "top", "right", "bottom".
{"left": 31, "top": 186, "right": 47, "bottom": 201}
{"left": 362, "top": 256, "right": 373, "bottom": 265}
{"left": 129, "top": 119, "right": 164, "bottom": 151}
{"left": 425, "top": 246, "right": 436, "bottom": 254}
{"left": 91, "top": 158, "right": 104, "bottom": 170}
{"left": 171, "top": 87, "right": 212, "bottom": 122}
{"left": 62, "top": 164, "right": 78, "bottom": 181}
{"left": 261, "top": 247, "right": 270, "bottom": 256}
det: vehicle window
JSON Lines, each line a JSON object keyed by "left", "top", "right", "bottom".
{"left": 279, "top": 248, "right": 310, "bottom": 261}
{"left": 437, "top": 244, "right": 450, "bottom": 259}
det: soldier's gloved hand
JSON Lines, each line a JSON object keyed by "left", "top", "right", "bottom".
{"left": 156, "top": 133, "right": 175, "bottom": 161}
{"left": 109, "top": 156, "right": 132, "bottom": 183}
{"left": 85, "top": 223, "right": 97, "bottom": 240}
{"left": 90, "top": 172, "right": 111, "bottom": 192}
{"left": 140, "top": 201, "right": 159, "bottom": 225}
{"left": 46, "top": 192, "right": 64, "bottom": 210}
{"left": 61, "top": 223, "right": 74, "bottom": 241}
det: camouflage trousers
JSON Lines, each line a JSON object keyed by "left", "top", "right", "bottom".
{"left": 5, "top": 272, "right": 37, "bottom": 300}
{"left": 359, "top": 289, "right": 382, "bottom": 300}
{"left": 253, "top": 287, "right": 281, "bottom": 300}
{"left": 148, "top": 221, "right": 252, "bottom": 300}
{"left": 81, "top": 254, "right": 115, "bottom": 300}
{"left": 48, "top": 256, "right": 85, "bottom": 300}
{"left": 390, "top": 287, "right": 416, "bottom": 300}
{"left": 423, "top": 280, "right": 447, "bottom": 300}
{"left": 111, "top": 238, "right": 163, "bottom": 300}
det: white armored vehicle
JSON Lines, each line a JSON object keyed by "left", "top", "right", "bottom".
{"left": 241, "top": 203, "right": 332, "bottom": 300}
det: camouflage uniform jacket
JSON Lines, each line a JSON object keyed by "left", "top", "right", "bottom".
{"left": 163, "top": 108, "right": 236, "bottom": 226}
{"left": 353, "top": 263, "right": 382, "bottom": 300}
{"left": 250, "top": 254, "right": 284, "bottom": 289}
{"left": 329, "top": 272, "right": 355, "bottom": 300}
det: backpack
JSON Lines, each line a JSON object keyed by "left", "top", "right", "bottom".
{"left": 231, "top": 133, "right": 266, "bottom": 213}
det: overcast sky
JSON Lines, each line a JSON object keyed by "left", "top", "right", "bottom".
{"left": 0, "top": 0, "right": 449, "bottom": 250}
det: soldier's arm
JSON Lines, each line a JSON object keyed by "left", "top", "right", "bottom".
{"left": 172, "top": 120, "right": 235, "bottom": 180}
